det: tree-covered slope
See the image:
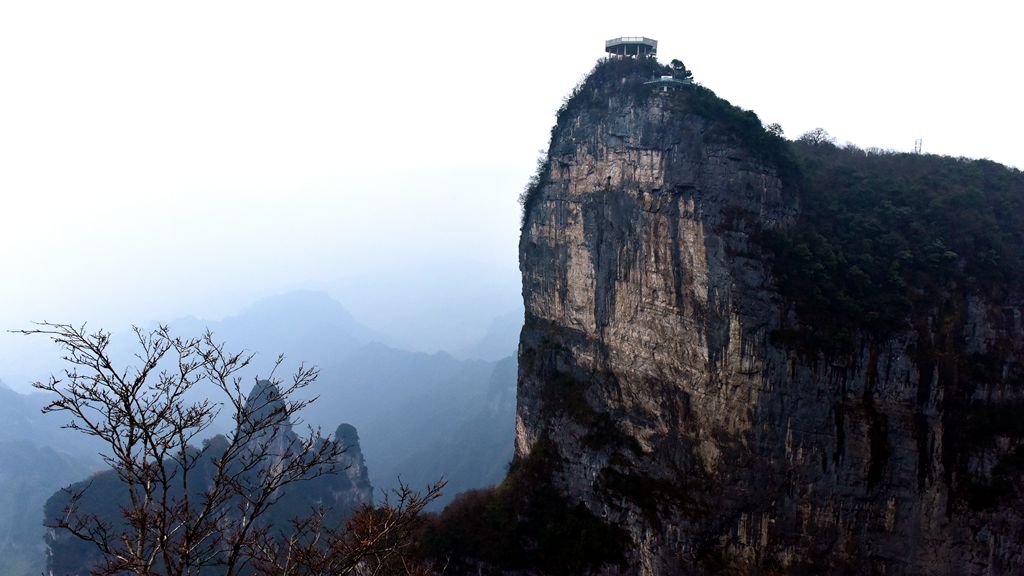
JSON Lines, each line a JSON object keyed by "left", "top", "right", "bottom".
{"left": 765, "top": 141, "right": 1024, "bottom": 353}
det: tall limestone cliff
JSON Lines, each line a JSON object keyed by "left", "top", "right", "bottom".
{"left": 517, "top": 57, "right": 1024, "bottom": 574}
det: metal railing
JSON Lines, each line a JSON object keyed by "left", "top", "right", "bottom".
{"left": 605, "top": 37, "right": 658, "bottom": 48}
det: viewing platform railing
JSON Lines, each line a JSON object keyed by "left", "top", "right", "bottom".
{"left": 605, "top": 37, "right": 658, "bottom": 49}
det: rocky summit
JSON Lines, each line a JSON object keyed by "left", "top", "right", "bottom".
{"left": 516, "top": 56, "right": 1024, "bottom": 574}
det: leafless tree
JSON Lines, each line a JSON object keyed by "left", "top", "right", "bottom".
{"left": 22, "top": 323, "right": 442, "bottom": 576}
{"left": 797, "top": 127, "right": 836, "bottom": 146}
{"left": 249, "top": 480, "right": 446, "bottom": 576}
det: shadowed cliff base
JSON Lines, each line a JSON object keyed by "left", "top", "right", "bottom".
{"left": 417, "top": 437, "right": 629, "bottom": 575}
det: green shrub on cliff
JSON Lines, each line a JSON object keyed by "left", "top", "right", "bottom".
{"left": 764, "top": 143, "right": 1024, "bottom": 353}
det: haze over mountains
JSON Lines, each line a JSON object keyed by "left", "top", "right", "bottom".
{"left": 0, "top": 290, "right": 520, "bottom": 576}
{"left": 0, "top": 382, "right": 99, "bottom": 576}
{"left": 152, "top": 290, "right": 521, "bottom": 498}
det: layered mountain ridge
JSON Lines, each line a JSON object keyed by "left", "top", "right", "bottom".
{"left": 516, "top": 57, "right": 1024, "bottom": 574}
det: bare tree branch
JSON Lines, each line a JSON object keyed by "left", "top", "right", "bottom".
{"left": 22, "top": 323, "right": 443, "bottom": 576}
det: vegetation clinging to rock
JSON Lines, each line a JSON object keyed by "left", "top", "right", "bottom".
{"left": 764, "top": 141, "right": 1024, "bottom": 353}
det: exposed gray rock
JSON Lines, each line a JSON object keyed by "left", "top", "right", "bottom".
{"left": 517, "top": 60, "right": 1024, "bottom": 575}
{"left": 334, "top": 423, "right": 373, "bottom": 509}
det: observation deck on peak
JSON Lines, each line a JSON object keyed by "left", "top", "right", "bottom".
{"left": 605, "top": 36, "right": 657, "bottom": 58}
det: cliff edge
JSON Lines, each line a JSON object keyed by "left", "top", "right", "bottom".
{"left": 517, "top": 57, "right": 1024, "bottom": 574}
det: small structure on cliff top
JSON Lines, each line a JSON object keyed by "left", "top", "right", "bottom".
{"left": 605, "top": 36, "right": 657, "bottom": 58}
{"left": 644, "top": 75, "right": 691, "bottom": 92}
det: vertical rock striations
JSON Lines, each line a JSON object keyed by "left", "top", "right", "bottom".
{"left": 517, "top": 57, "right": 1024, "bottom": 574}
{"left": 333, "top": 423, "right": 374, "bottom": 509}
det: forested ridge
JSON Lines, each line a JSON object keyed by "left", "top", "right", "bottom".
{"left": 765, "top": 139, "right": 1024, "bottom": 353}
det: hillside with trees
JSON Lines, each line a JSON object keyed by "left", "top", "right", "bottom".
{"left": 765, "top": 135, "right": 1024, "bottom": 354}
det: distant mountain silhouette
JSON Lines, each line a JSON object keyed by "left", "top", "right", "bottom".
{"left": 42, "top": 382, "right": 372, "bottom": 576}
{"left": 387, "top": 356, "right": 516, "bottom": 504}
{"left": 0, "top": 382, "right": 98, "bottom": 576}
{"left": 307, "top": 346, "right": 515, "bottom": 507}
{"left": 0, "top": 380, "right": 100, "bottom": 455}
{"left": 454, "top": 308, "right": 523, "bottom": 362}
{"left": 166, "top": 290, "right": 386, "bottom": 377}
{"left": 0, "top": 290, "right": 517, "bottom": 574}
{"left": 161, "top": 291, "right": 516, "bottom": 507}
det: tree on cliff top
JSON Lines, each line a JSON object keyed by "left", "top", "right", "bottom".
{"left": 23, "top": 323, "right": 442, "bottom": 576}
{"left": 797, "top": 127, "right": 836, "bottom": 146}
{"left": 670, "top": 58, "right": 693, "bottom": 81}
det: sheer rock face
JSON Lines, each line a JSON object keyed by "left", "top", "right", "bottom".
{"left": 517, "top": 68, "right": 1024, "bottom": 574}
{"left": 334, "top": 423, "right": 373, "bottom": 510}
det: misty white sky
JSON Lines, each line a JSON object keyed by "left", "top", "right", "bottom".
{"left": 2, "top": 1, "right": 1022, "bottom": 389}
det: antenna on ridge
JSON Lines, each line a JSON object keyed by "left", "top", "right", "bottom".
{"left": 914, "top": 139, "right": 923, "bottom": 154}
